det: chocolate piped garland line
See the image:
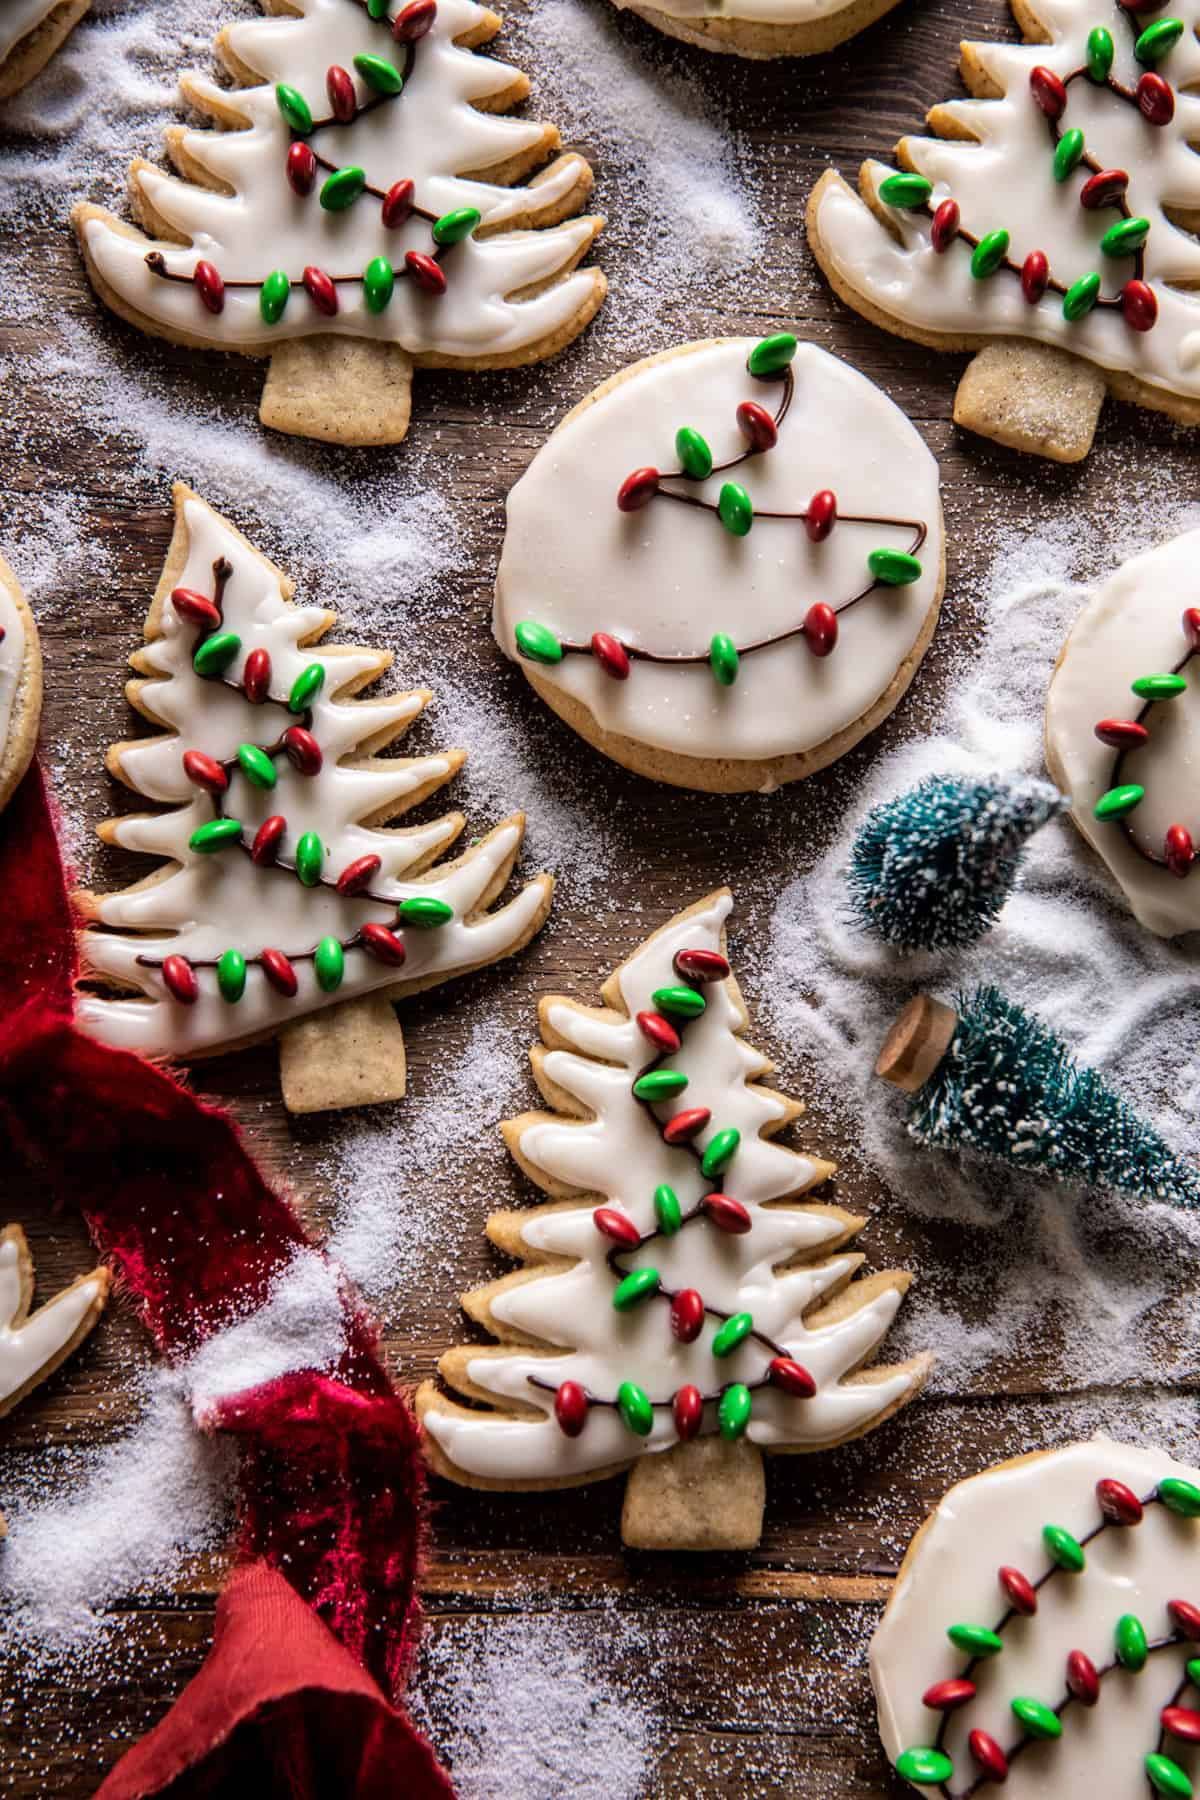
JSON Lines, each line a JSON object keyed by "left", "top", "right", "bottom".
{"left": 1090, "top": 605, "right": 1200, "bottom": 880}
{"left": 895, "top": 1473, "right": 1200, "bottom": 1797}
{"left": 118, "top": 554, "right": 455, "bottom": 1010}
{"left": 511, "top": 332, "right": 929, "bottom": 682}
{"left": 526, "top": 944, "right": 820, "bottom": 1446}
{"left": 874, "top": 6, "right": 1185, "bottom": 334}
{"left": 141, "top": 0, "right": 481, "bottom": 318}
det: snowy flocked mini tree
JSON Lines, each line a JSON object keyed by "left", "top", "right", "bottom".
{"left": 71, "top": 0, "right": 605, "bottom": 445}
{"left": 77, "top": 485, "right": 553, "bottom": 1113}
{"left": 419, "top": 890, "right": 930, "bottom": 1550}
{"left": 808, "top": 0, "right": 1200, "bottom": 461}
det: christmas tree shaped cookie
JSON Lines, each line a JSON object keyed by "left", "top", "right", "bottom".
{"left": 807, "top": 0, "right": 1200, "bottom": 462}
{"left": 418, "top": 890, "right": 930, "bottom": 1550}
{"left": 76, "top": 485, "right": 553, "bottom": 1113}
{"left": 0, "top": 554, "right": 42, "bottom": 813}
{"left": 71, "top": 0, "right": 605, "bottom": 447}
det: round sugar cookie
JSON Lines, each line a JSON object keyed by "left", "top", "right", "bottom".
{"left": 872, "top": 1437, "right": 1200, "bottom": 1797}
{"left": 1045, "top": 528, "right": 1200, "bottom": 937}
{"left": 0, "top": 555, "right": 42, "bottom": 812}
{"left": 493, "top": 335, "right": 946, "bottom": 794}
{"left": 608, "top": 0, "right": 906, "bottom": 59}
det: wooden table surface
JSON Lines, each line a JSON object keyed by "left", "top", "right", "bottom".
{"left": 2, "top": 0, "right": 1196, "bottom": 1792}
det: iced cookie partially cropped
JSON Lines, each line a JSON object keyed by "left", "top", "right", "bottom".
{"left": 71, "top": 0, "right": 605, "bottom": 447}
{"left": 0, "top": 0, "right": 90, "bottom": 100}
{"left": 494, "top": 334, "right": 945, "bottom": 793}
{"left": 874, "top": 1438, "right": 1200, "bottom": 1796}
{"left": 0, "top": 1226, "right": 108, "bottom": 1424}
{"left": 0, "top": 554, "right": 43, "bottom": 813}
{"left": 807, "top": 0, "right": 1200, "bottom": 463}
{"left": 1045, "top": 528, "right": 1200, "bottom": 936}
{"left": 418, "top": 889, "right": 930, "bottom": 1551}
{"left": 607, "top": 0, "right": 907, "bottom": 60}
{"left": 75, "top": 484, "right": 553, "bottom": 1114}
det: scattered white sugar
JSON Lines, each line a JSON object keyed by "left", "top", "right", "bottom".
{"left": 187, "top": 1249, "right": 348, "bottom": 1419}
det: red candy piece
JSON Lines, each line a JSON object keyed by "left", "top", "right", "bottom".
{"left": 554, "top": 1380, "right": 588, "bottom": 1438}
{"left": 405, "top": 250, "right": 447, "bottom": 295}
{"left": 593, "top": 1207, "right": 641, "bottom": 1250}
{"left": 303, "top": 265, "right": 339, "bottom": 316}
{"left": 670, "top": 1289, "right": 705, "bottom": 1343}
{"left": 1166, "top": 823, "right": 1195, "bottom": 878}
{"left": 242, "top": 647, "right": 272, "bottom": 703}
{"left": 1122, "top": 279, "right": 1158, "bottom": 333}
{"left": 261, "top": 947, "right": 298, "bottom": 996}
{"left": 805, "top": 489, "right": 837, "bottom": 543}
{"left": 736, "top": 400, "right": 778, "bottom": 453}
{"left": 968, "top": 1729, "right": 1009, "bottom": 1782}
{"left": 1093, "top": 717, "right": 1150, "bottom": 749}
{"left": 663, "top": 1106, "right": 711, "bottom": 1144}
{"left": 337, "top": 854, "right": 383, "bottom": 897}
{"left": 360, "top": 922, "right": 408, "bottom": 966}
{"left": 673, "top": 948, "right": 730, "bottom": 983}
{"left": 1096, "top": 1477, "right": 1144, "bottom": 1525}
{"left": 326, "top": 64, "right": 357, "bottom": 123}
{"left": 286, "top": 142, "right": 317, "bottom": 196}
{"left": 1030, "top": 64, "right": 1068, "bottom": 119}
{"left": 1080, "top": 168, "right": 1129, "bottom": 210}
{"left": 701, "top": 1193, "right": 752, "bottom": 1234}
{"left": 283, "top": 725, "right": 323, "bottom": 775}
{"left": 767, "top": 1356, "right": 817, "bottom": 1398}
{"left": 1185, "top": 607, "right": 1200, "bottom": 651}
{"left": 394, "top": 0, "right": 437, "bottom": 41}
{"left": 162, "top": 954, "right": 199, "bottom": 1005}
{"left": 1066, "top": 1649, "right": 1100, "bottom": 1706}
{"left": 637, "top": 1010, "right": 682, "bottom": 1055}
{"left": 1169, "top": 1599, "right": 1200, "bottom": 1641}
{"left": 182, "top": 749, "right": 228, "bottom": 794}
{"left": 193, "top": 260, "right": 225, "bottom": 315}
{"left": 802, "top": 602, "right": 838, "bottom": 658}
{"left": 999, "top": 1565, "right": 1038, "bottom": 1616}
{"left": 1163, "top": 1706, "right": 1200, "bottom": 1744}
{"left": 617, "top": 466, "right": 660, "bottom": 513}
{"left": 922, "top": 1678, "right": 976, "bottom": 1712}
{"left": 592, "top": 632, "right": 631, "bottom": 680}
{"left": 251, "top": 814, "right": 286, "bottom": 866}
{"left": 931, "top": 198, "right": 960, "bottom": 255}
{"left": 1137, "top": 70, "right": 1175, "bottom": 126}
{"left": 1021, "top": 250, "right": 1049, "bottom": 306}
{"left": 382, "top": 178, "right": 415, "bottom": 229}
{"left": 171, "top": 586, "right": 221, "bottom": 629}
{"left": 673, "top": 1384, "right": 703, "bottom": 1441}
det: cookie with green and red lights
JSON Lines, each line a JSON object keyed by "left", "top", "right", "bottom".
{"left": 0, "top": 0, "right": 90, "bottom": 100}
{"left": 606, "top": 0, "right": 907, "bottom": 60}
{"left": 75, "top": 483, "right": 553, "bottom": 1114}
{"left": 874, "top": 1438, "right": 1200, "bottom": 1797}
{"left": 0, "top": 554, "right": 43, "bottom": 814}
{"left": 417, "top": 888, "right": 931, "bottom": 1551}
{"left": 71, "top": 0, "right": 604, "bottom": 448}
{"left": 1045, "top": 527, "right": 1200, "bottom": 937}
{"left": 493, "top": 334, "right": 945, "bottom": 794}
{"left": 807, "top": 0, "right": 1200, "bottom": 463}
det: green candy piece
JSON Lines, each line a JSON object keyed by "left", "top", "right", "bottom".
{"left": 259, "top": 270, "right": 291, "bottom": 326}
{"left": 970, "top": 229, "right": 1010, "bottom": 280}
{"left": 675, "top": 426, "right": 713, "bottom": 482}
{"left": 947, "top": 1623, "right": 1004, "bottom": 1657}
{"left": 432, "top": 206, "right": 481, "bottom": 246}
{"left": 295, "top": 831, "right": 324, "bottom": 887}
{"left": 1094, "top": 783, "right": 1145, "bottom": 820}
{"left": 216, "top": 948, "right": 246, "bottom": 1004}
{"left": 1159, "top": 1477, "right": 1200, "bottom": 1518}
{"left": 717, "top": 483, "right": 752, "bottom": 538}
{"left": 189, "top": 818, "right": 243, "bottom": 854}
{"left": 315, "top": 936, "right": 345, "bottom": 993}
{"left": 1115, "top": 1612, "right": 1148, "bottom": 1669}
{"left": 701, "top": 1128, "right": 741, "bottom": 1178}
{"left": 353, "top": 52, "right": 404, "bottom": 95}
{"left": 363, "top": 255, "right": 395, "bottom": 314}
{"left": 1063, "top": 272, "right": 1102, "bottom": 322}
{"left": 712, "top": 1312, "right": 754, "bottom": 1358}
{"left": 275, "top": 83, "right": 312, "bottom": 134}
{"left": 747, "top": 332, "right": 797, "bottom": 378}
{"left": 514, "top": 620, "right": 563, "bottom": 665}
{"left": 1054, "top": 128, "right": 1086, "bottom": 183}
{"left": 236, "top": 744, "right": 277, "bottom": 790}
{"left": 320, "top": 166, "right": 367, "bottom": 212}
{"left": 895, "top": 1748, "right": 955, "bottom": 1787}
{"left": 613, "top": 1268, "right": 660, "bottom": 1311}
{"left": 1042, "top": 1523, "right": 1086, "bottom": 1572}
{"left": 1101, "top": 217, "right": 1151, "bottom": 258}
{"left": 1133, "top": 672, "right": 1188, "bottom": 699}
{"left": 1011, "top": 1696, "right": 1062, "bottom": 1740}
{"left": 652, "top": 984, "right": 707, "bottom": 1020}
{"left": 654, "top": 1184, "right": 682, "bottom": 1235}
{"left": 288, "top": 662, "right": 325, "bottom": 713}
{"left": 710, "top": 633, "right": 740, "bottom": 686}
{"left": 193, "top": 631, "right": 242, "bottom": 677}
{"left": 1146, "top": 1756, "right": 1194, "bottom": 1800}
{"left": 632, "top": 1069, "right": 689, "bottom": 1102}
{"left": 868, "top": 548, "right": 923, "bottom": 586}
{"left": 1136, "top": 18, "right": 1184, "bottom": 63}
{"left": 368, "top": 0, "right": 389, "bottom": 14}
{"left": 878, "top": 173, "right": 933, "bottom": 210}
{"left": 718, "top": 1383, "right": 752, "bottom": 1441}
{"left": 1086, "top": 24, "right": 1114, "bottom": 80}
{"left": 396, "top": 896, "right": 454, "bottom": 928}
{"left": 1188, "top": 1658, "right": 1200, "bottom": 1688}
{"left": 617, "top": 1380, "right": 655, "bottom": 1436}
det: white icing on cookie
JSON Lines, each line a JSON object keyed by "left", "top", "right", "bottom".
{"left": 1045, "top": 528, "right": 1200, "bottom": 937}
{"left": 80, "top": 0, "right": 599, "bottom": 357}
{"left": 0, "top": 1233, "right": 106, "bottom": 1410}
{"left": 424, "top": 891, "right": 923, "bottom": 1482}
{"left": 810, "top": 0, "right": 1200, "bottom": 406}
{"left": 493, "top": 338, "right": 942, "bottom": 771}
{"left": 0, "top": 570, "right": 27, "bottom": 768}
{"left": 614, "top": 0, "right": 863, "bottom": 22}
{"left": 873, "top": 1438, "right": 1200, "bottom": 1797}
{"left": 0, "top": 2, "right": 61, "bottom": 62}
{"left": 78, "top": 493, "right": 548, "bottom": 1058}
